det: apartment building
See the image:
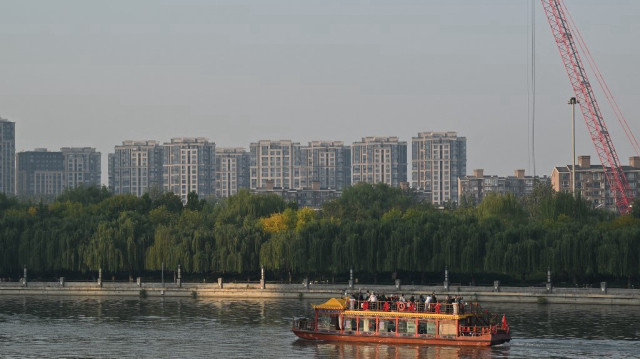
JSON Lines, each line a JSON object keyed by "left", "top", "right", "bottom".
{"left": 0, "top": 118, "right": 15, "bottom": 195}
{"left": 352, "top": 136, "right": 407, "bottom": 187}
{"left": 15, "top": 149, "right": 64, "bottom": 201}
{"left": 60, "top": 147, "right": 101, "bottom": 189}
{"left": 215, "top": 147, "right": 250, "bottom": 198}
{"left": 412, "top": 132, "right": 466, "bottom": 205}
{"left": 109, "top": 140, "right": 164, "bottom": 196}
{"left": 300, "top": 141, "right": 351, "bottom": 190}
{"left": 249, "top": 140, "right": 301, "bottom": 189}
{"left": 163, "top": 137, "right": 215, "bottom": 202}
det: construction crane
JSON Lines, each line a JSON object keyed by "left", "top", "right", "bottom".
{"left": 540, "top": 0, "right": 633, "bottom": 214}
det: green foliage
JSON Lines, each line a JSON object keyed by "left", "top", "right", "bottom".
{"left": 632, "top": 200, "right": 640, "bottom": 219}
{"left": 0, "top": 185, "right": 638, "bottom": 285}
{"left": 56, "top": 185, "right": 112, "bottom": 206}
{"left": 322, "top": 183, "right": 413, "bottom": 221}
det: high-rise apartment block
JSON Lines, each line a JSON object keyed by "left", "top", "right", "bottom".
{"left": 250, "top": 140, "right": 301, "bottom": 189}
{"left": 163, "top": 137, "right": 215, "bottom": 202}
{"left": 60, "top": 147, "right": 101, "bottom": 189}
{"left": 412, "top": 132, "right": 466, "bottom": 205}
{"left": 552, "top": 155, "right": 640, "bottom": 211}
{"left": 458, "top": 169, "right": 549, "bottom": 205}
{"left": 109, "top": 140, "right": 164, "bottom": 196}
{"left": 16, "top": 149, "right": 65, "bottom": 200}
{"left": 0, "top": 117, "right": 15, "bottom": 195}
{"left": 300, "top": 141, "right": 351, "bottom": 190}
{"left": 215, "top": 147, "right": 250, "bottom": 198}
{"left": 351, "top": 136, "right": 407, "bottom": 187}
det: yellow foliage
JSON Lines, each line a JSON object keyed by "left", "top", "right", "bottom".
{"left": 260, "top": 213, "right": 289, "bottom": 234}
{"left": 296, "top": 207, "right": 316, "bottom": 232}
{"left": 28, "top": 206, "right": 37, "bottom": 216}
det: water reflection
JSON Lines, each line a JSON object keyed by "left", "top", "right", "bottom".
{"left": 0, "top": 296, "right": 639, "bottom": 358}
{"left": 293, "top": 341, "right": 511, "bottom": 359}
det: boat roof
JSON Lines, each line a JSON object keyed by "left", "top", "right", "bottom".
{"left": 313, "top": 298, "right": 347, "bottom": 310}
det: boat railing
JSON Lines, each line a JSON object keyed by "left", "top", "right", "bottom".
{"left": 349, "top": 299, "right": 474, "bottom": 314}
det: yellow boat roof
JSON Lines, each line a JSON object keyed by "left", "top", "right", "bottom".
{"left": 313, "top": 298, "right": 347, "bottom": 310}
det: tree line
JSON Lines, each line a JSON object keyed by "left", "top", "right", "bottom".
{"left": 0, "top": 183, "right": 639, "bottom": 285}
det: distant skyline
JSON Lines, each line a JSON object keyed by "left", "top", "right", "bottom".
{"left": 2, "top": 0, "right": 640, "bottom": 185}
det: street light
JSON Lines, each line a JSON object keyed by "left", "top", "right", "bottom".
{"left": 568, "top": 97, "right": 578, "bottom": 198}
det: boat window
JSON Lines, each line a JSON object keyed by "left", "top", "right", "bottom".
{"left": 398, "top": 319, "right": 416, "bottom": 335}
{"left": 418, "top": 319, "right": 436, "bottom": 335}
{"left": 358, "top": 318, "right": 376, "bottom": 333}
{"left": 343, "top": 318, "right": 357, "bottom": 332}
{"left": 379, "top": 319, "right": 396, "bottom": 333}
{"left": 439, "top": 319, "right": 457, "bottom": 336}
{"left": 317, "top": 314, "right": 340, "bottom": 331}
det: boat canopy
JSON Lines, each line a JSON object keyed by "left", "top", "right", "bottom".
{"left": 313, "top": 298, "right": 347, "bottom": 310}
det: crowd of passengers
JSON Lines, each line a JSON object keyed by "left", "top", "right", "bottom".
{"left": 350, "top": 291, "right": 466, "bottom": 314}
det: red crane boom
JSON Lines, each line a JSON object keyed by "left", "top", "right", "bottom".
{"left": 540, "top": 0, "right": 632, "bottom": 214}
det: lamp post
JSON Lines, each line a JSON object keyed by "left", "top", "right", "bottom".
{"left": 568, "top": 97, "right": 578, "bottom": 197}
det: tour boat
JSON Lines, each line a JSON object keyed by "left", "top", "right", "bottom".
{"left": 292, "top": 297, "right": 511, "bottom": 346}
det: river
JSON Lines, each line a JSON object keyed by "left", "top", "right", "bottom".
{"left": 0, "top": 295, "right": 638, "bottom": 358}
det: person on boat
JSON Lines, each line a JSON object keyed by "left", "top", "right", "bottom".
{"left": 425, "top": 293, "right": 433, "bottom": 312}
{"left": 379, "top": 292, "right": 387, "bottom": 303}
{"left": 445, "top": 295, "right": 453, "bottom": 313}
{"left": 368, "top": 292, "right": 377, "bottom": 302}
{"left": 368, "top": 292, "right": 377, "bottom": 310}
{"left": 399, "top": 294, "right": 406, "bottom": 303}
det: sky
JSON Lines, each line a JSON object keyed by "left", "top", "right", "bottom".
{"left": 1, "top": 0, "right": 640, "bottom": 185}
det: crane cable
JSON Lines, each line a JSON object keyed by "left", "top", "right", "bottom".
{"left": 527, "top": 0, "right": 537, "bottom": 176}
{"left": 560, "top": 0, "right": 640, "bottom": 158}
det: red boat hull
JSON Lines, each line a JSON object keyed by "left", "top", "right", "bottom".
{"left": 292, "top": 329, "right": 510, "bottom": 347}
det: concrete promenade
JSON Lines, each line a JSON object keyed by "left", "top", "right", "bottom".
{"left": 1, "top": 280, "right": 639, "bottom": 305}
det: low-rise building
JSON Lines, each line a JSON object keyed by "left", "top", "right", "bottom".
{"left": 251, "top": 180, "right": 341, "bottom": 209}
{"left": 551, "top": 155, "right": 640, "bottom": 210}
{"left": 459, "top": 169, "right": 549, "bottom": 205}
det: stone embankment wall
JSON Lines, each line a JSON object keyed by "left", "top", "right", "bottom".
{"left": 1, "top": 280, "right": 639, "bottom": 305}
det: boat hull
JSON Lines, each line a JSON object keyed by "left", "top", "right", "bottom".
{"left": 292, "top": 329, "right": 510, "bottom": 347}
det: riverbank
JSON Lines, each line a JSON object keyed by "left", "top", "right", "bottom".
{"left": 1, "top": 280, "right": 640, "bottom": 305}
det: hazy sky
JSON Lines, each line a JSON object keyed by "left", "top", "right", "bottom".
{"left": 2, "top": 0, "right": 640, "bottom": 185}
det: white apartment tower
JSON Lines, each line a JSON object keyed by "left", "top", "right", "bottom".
{"left": 351, "top": 136, "right": 407, "bottom": 187}
{"left": 249, "top": 140, "right": 301, "bottom": 189}
{"left": 0, "top": 118, "right": 15, "bottom": 195}
{"left": 109, "top": 140, "right": 164, "bottom": 196}
{"left": 412, "top": 132, "right": 466, "bottom": 205}
{"left": 215, "top": 147, "right": 250, "bottom": 198}
{"left": 60, "top": 147, "right": 101, "bottom": 189}
{"left": 300, "top": 141, "right": 351, "bottom": 189}
{"left": 163, "top": 137, "right": 215, "bottom": 202}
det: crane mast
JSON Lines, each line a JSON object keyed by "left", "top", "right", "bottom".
{"left": 540, "top": 0, "right": 632, "bottom": 214}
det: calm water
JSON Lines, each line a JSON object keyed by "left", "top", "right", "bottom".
{"left": 0, "top": 295, "right": 639, "bottom": 358}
